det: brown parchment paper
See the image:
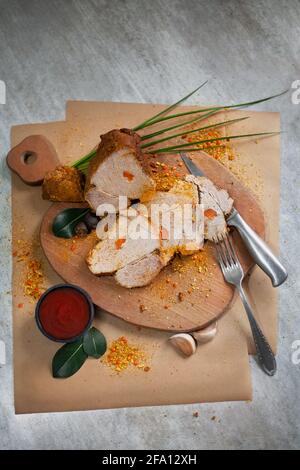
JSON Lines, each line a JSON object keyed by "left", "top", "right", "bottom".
{"left": 11, "top": 102, "right": 280, "bottom": 414}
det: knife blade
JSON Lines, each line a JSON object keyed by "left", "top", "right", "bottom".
{"left": 181, "top": 153, "right": 288, "bottom": 287}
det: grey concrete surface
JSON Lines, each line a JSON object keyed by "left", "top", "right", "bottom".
{"left": 0, "top": 0, "right": 299, "bottom": 450}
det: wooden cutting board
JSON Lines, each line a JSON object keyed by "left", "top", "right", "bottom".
{"left": 40, "top": 150, "right": 264, "bottom": 332}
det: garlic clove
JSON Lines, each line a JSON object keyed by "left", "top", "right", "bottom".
{"left": 169, "top": 333, "right": 197, "bottom": 357}
{"left": 192, "top": 322, "right": 218, "bottom": 344}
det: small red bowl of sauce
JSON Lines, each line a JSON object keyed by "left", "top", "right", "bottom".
{"left": 35, "top": 284, "right": 94, "bottom": 343}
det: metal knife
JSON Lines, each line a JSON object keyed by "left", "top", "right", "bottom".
{"left": 181, "top": 153, "right": 288, "bottom": 287}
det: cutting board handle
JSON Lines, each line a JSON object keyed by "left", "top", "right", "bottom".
{"left": 6, "top": 135, "right": 60, "bottom": 185}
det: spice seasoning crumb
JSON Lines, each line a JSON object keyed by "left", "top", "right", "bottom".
{"left": 183, "top": 127, "right": 235, "bottom": 162}
{"left": 24, "top": 259, "right": 44, "bottom": 300}
{"left": 14, "top": 239, "right": 45, "bottom": 301}
{"left": 102, "top": 336, "right": 150, "bottom": 373}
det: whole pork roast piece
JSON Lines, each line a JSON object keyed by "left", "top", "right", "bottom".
{"left": 85, "top": 129, "right": 155, "bottom": 212}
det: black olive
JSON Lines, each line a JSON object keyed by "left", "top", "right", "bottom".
{"left": 83, "top": 212, "right": 100, "bottom": 230}
{"left": 74, "top": 221, "right": 89, "bottom": 237}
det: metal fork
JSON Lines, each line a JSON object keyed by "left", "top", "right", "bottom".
{"left": 214, "top": 232, "right": 277, "bottom": 376}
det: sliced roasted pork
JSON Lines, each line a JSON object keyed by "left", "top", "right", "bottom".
{"left": 87, "top": 167, "right": 233, "bottom": 288}
{"left": 185, "top": 175, "right": 233, "bottom": 241}
{"left": 145, "top": 179, "right": 204, "bottom": 263}
{"left": 87, "top": 180, "right": 205, "bottom": 287}
{"left": 87, "top": 211, "right": 160, "bottom": 275}
{"left": 115, "top": 252, "right": 165, "bottom": 288}
{"left": 86, "top": 188, "right": 121, "bottom": 213}
{"left": 85, "top": 128, "right": 155, "bottom": 212}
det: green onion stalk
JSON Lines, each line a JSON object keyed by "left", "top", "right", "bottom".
{"left": 72, "top": 85, "right": 286, "bottom": 174}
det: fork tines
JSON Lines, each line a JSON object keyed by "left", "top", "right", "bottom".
{"left": 213, "top": 231, "right": 241, "bottom": 270}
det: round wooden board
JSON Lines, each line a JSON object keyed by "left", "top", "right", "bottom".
{"left": 40, "top": 152, "right": 265, "bottom": 332}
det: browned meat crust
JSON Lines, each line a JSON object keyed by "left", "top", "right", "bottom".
{"left": 85, "top": 128, "right": 144, "bottom": 189}
{"left": 42, "top": 165, "right": 85, "bottom": 202}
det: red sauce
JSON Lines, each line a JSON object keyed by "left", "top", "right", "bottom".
{"left": 39, "top": 288, "right": 90, "bottom": 340}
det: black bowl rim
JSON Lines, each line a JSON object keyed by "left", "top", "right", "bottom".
{"left": 35, "top": 283, "right": 94, "bottom": 343}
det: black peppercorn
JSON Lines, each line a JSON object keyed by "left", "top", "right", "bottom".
{"left": 83, "top": 212, "right": 100, "bottom": 230}
{"left": 74, "top": 221, "right": 89, "bottom": 237}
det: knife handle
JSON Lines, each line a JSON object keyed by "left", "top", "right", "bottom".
{"left": 227, "top": 208, "right": 288, "bottom": 287}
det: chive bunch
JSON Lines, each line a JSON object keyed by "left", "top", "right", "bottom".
{"left": 72, "top": 83, "right": 286, "bottom": 174}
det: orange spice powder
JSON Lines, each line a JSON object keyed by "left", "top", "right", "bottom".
{"left": 183, "top": 128, "right": 235, "bottom": 163}
{"left": 102, "top": 336, "right": 150, "bottom": 373}
{"left": 14, "top": 239, "right": 45, "bottom": 301}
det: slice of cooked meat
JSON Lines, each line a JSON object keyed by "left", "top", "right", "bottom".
{"left": 95, "top": 213, "right": 118, "bottom": 240}
{"left": 42, "top": 165, "right": 85, "bottom": 202}
{"left": 87, "top": 180, "right": 204, "bottom": 286}
{"left": 146, "top": 180, "right": 204, "bottom": 261}
{"left": 88, "top": 176, "right": 234, "bottom": 287}
{"left": 85, "top": 187, "right": 121, "bottom": 213}
{"left": 186, "top": 175, "right": 233, "bottom": 241}
{"left": 87, "top": 211, "right": 160, "bottom": 275}
{"left": 115, "top": 252, "right": 165, "bottom": 288}
{"left": 85, "top": 128, "right": 155, "bottom": 212}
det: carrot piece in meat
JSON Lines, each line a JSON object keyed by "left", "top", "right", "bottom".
{"left": 115, "top": 238, "right": 126, "bottom": 250}
{"left": 204, "top": 209, "right": 218, "bottom": 220}
{"left": 123, "top": 171, "right": 134, "bottom": 181}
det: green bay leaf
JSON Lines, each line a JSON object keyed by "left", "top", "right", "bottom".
{"left": 83, "top": 327, "right": 107, "bottom": 359}
{"left": 52, "top": 338, "right": 88, "bottom": 378}
{"left": 52, "top": 208, "right": 90, "bottom": 238}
